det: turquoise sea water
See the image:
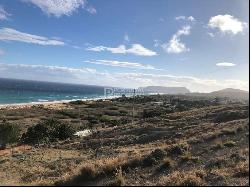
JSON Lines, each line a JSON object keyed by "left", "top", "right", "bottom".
{"left": 0, "top": 78, "right": 105, "bottom": 104}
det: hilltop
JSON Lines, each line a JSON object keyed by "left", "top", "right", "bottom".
{"left": 209, "top": 88, "right": 249, "bottom": 100}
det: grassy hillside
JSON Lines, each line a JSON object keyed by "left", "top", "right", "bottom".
{"left": 0, "top": 94, "right": 249, "bottom": 186}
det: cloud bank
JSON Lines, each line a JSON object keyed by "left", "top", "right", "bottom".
{"left": 0, "top": 63, "right": 248, "bottom": 92}
{"left": 0, "top": 27, "right": 65, "bottom": 46}
{"left": 86, "top": 44, "right": 157, "bottom": 56}
{"left": 85, "top": 60, "right": 159, "bottom": 70}
{"left": 24, "top": 0, "right": 96, "bottom": 17}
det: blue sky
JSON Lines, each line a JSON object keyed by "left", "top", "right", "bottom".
{"left": 0, "top": 0, "right": 249, "bottom": 92}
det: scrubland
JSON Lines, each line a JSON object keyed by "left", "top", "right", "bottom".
{"left": 0, "top": 95, "right": 249, "bottom": 186}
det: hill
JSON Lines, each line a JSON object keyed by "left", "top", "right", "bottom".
{"left": 0, "top": 94, "right": 249, "bottom": 186}
{"left": 209, "top": 88, "right": 249, "bottom": 100}
{"left": 141, "top": 86, "right": 190, "bottom": 94}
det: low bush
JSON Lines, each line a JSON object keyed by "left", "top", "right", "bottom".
{"left": 223, "top": 140, "right": 236, "bottom": 147}
{"left": 0, "top": 120, "right": 20, "bottom": 146}
{"left": 69, "top": 100, "right": 85, "bottom": 105}
{"left": 98, "top": 115, "right": 120, "bottom": 127}
{"left": 214, "top": 110, "right": 248, "bottom": 123}
{"left": 204, "top": 158, "right": 226, "bottom": 169}
{"left": 104, "top": 110, "right": 121, "bottom": 116}
{"left": 59, "top": 110, "right": 79, "bottom": 118}
{"left": 99, "top": 115, "right": 113, "bottom": 123}
{"left": 168, "top": 142, "right": 189, "bottom": 156}
{"left": 119, "top": 110, "right": 128, "bottom": 115}
{"left": 143, "top": 149, "right": 166, "bottom": 166}
{"left": 160, "top": 158, "right": 174, "bottom": 170}
{"left": 21, "top": 119, "right": 75, "bottom": 145}
{"left": 142, "top": 108, "right": 162, "bottom": 118}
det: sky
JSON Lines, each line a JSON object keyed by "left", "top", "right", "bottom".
{"left": 0, "top": 0, "right": 249, "bottom": 92}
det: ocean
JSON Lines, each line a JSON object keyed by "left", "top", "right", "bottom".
{"left": 0, "top": 78, "right": 106, "bottom": 105}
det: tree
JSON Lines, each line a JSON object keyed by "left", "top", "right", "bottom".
{"left": 0, "top": 121, "right": 20, "bottom": 146}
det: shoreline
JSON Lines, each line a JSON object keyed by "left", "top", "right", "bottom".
{"left": 0, "top": 95, "right": 122, "bottom": 110}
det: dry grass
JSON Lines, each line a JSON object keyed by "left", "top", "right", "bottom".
{"left": 55, "top": 155, "right": 129, "bottom": 185}
{"left": 161, "top": 157, "right": 174, "bottom": 169}
{"left": 108, "top": 167, "right": 125, "bottom": 186}
{"left": 180, "top": 151, "right": 200, "bottom": 163}
{"left": 158, "top": 169, "right": 206, "bottom": 186}
{"left": 0, "top": 95, "right": 248, "bottom": 186}
{"left": 233, "top": 161, "right": 249, "bottom": 177}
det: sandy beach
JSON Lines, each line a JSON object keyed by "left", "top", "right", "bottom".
{"left": 0, "top": 95, "right": 121, "bottom": 110}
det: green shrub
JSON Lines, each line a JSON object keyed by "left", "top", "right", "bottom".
{"left": 214, "top": 111, "right": 248, "bottom": 123}
{"left": 108, "top": 106, "right": 119, "bottom": 110}
{"left": 59, "top": 110, "right": 79, "bottom": 118}
{"left": 21, "top": 119, "right": 75, "bottom": 145}
{"left": 142, "top": 108, "right": 162, "bottom": 118}
{"left": 119, "top": 110, "right": 128, "bottom": 115}
{"left": 104, "top": 110, "right": 121, "bottom": 116}
{"left": 86, "top": 115, "right": 99, "bottom": 124}
{"left": 223, "top": 140, "right": 236, "bottom": 147}
{"left": 69, "top": 100, "right": 85, "bottom": 105}
{"left": 99, "top": 115, "right": 113, "bottom": 123}
{"left": 0, "top": 121, "right": 20, "bottom": 146}
{"left": 175, "top": 104, "right": 188, "bottom": 112}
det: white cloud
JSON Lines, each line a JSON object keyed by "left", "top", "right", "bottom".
{"left": 85, "top": 59, "right": 158, "bottom": 70}
{"left": 127, "top": 44, "right": 157, "bottom": 56}
{"left": 162, "top": 25, "right": 191, "bottom": 54}
{"left": 176, "top": 25, "right": 191, "bottom": 35}
{"left": 175, "top": 16, "right": 195, "bottom": 22}
{"left": 24, "top": 0, "right": 96, "bottom": 17}
{"left": 86, "top": 44, "right": 157, "bottom": 56}
{"left": 106, "top": 45, "right": 127, "bottom": 54}
{"left": 0, "top": 27, "right": 65, "bottom": 46}
{"left": 0, "top": 6, "right": 10, "bottom": 20}
{"left": 175, "top": 16, "right": 185, "bottom": 20}
{"left": 216, "top": 62, "right": 236, "bottom": 67}
{"left": 86, "top": 5, "right": 97, "bottom": 14}
{"left": 187, "top": 16, "right": 195, "bottom": 22}
{"left": 208, "top": 14, "right": 248, "bottom": 34}
{"left": 0, "top": 63, "right": 248, "bottom": 92}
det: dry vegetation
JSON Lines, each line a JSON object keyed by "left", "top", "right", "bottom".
{"left": 0, "top": 94, "right": 249, "bottom": 186}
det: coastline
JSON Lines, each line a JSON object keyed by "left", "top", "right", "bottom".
{"left": 0, "top": 95, "right": 121, "bottom": 110}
